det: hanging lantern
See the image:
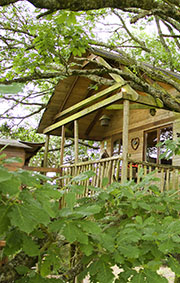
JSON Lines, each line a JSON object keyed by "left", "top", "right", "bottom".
{"left": 99, "top": 115, "right": 111, "bottom": 126}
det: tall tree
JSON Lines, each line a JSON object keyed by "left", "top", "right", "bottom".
{"left": 0, "top": 0, "right": 179, "bottom": 124}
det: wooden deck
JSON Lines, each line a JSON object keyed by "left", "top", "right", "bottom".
{"left": 22, "top": 156, "right": 180, "bottom": 192}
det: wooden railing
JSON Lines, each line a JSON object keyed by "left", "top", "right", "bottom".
{"left": 22, "top": 156, "right": 180, "bottom": 191}
{"left": 128, "top": 160, "right": 180, "bottom": 191}
{"left": 60, "top": 156, "right": 122, "bottom": 187}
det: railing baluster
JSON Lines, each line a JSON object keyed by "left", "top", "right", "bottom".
{"left": 97, "top": 162, "right": 101, "bottom": 187}
{"left": 160, "top": 168, "right": 164, "bottom": 192}
{"left": 144, "top": 165, "right": 147, "bottom": 176}
{"left": 177, "top": 169, "right": 180, "bottom": 193}
{"left": 172, "top": 169, "right": 176, "bottom": 190}
{"left": 103, "top": 161, "right": 107, "bottom": 179}
{"left": 116, "top": 159, "right": 120, "bottom": 182}
{"left": 137, "top": 165, "right": 141, "bottom": 184}
{"left": 111, "top": 160, "right": 116, "bottom": 183}
{"left": 129, "top": 163, "right": 133, "bottom": 181}
{"left": 108, "top": 160, "right": 112, "bottom": 184}
{"left": 166, "top": 169, "right": 170, "bottom": 191}
{"left": 175, "top": 169, "right": 178, "bottom": 191}
{"left": 100, "top": 162, "right": 105, "bottom": 187}
{"left": 91, "top": 163, "right": 95, "bottom": 187}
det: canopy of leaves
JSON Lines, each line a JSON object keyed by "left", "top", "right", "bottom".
{"left": 1, "top": 154, "right": 180, "bottom": 282}
{"left": 0, "top": 0, "right": 179, "bottom": 127}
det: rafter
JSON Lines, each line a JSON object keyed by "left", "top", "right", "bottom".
{"left": 106, "top": 103, "right": 154, "bottom": 110}
{"left": 95, "top": 56, "right": 139, "bottom": 100}
{"left": 54, "top": 81, "right": 123, "bottom": 120}
{"left": 43, "top": 91, "right": 123, "bottom": 134}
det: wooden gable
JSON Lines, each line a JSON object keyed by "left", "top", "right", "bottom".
{"left": 37, "top": 49, "right": 180, "bottom": 141}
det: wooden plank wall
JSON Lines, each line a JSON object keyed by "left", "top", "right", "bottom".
{"left": 102, "top": 108, "right": 176, "bottom": 162}
{"left": 0, "top": 147, "right": 25, "bottom": 170}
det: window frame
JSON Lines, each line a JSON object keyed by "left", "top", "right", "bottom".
{"left": 112, "top": 135, "right": 122, "bottom": 156}
{"left": 143, "top": 124, "right": 173, "bottom": 164}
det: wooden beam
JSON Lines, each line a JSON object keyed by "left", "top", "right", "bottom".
{"left": 122, "top": 65, "right": 164, "bottom": 107}
{"left": 106, "top": 103, "right": 153, "bottom": 110}
{"left": 96, "top": 57, "right": 162, "bottom": 109}
{"left": 0, "top": 241, "right": 6, "bottom": 247}
{"left": 74, "top": 120, "right": 79, "bottom": 164}
{"left": 43, "top": 92, "right": 123, "bottom": 134}
{"left": 121, "top": 99, "right": 129, "bottom": 183}
{"left": 23, "top": 166, "right": 62, "bottom": 173}
{"left": 43, "top": 135, "right": 50, "bottom": 167}
{"left": 96, "top": 56, "right": 139, "bottom": 100}
{"left": 122, "top": 92, "right": 159, "bottom": 107}
{"left": 54, "top": 82, "right": 123, "bottom": 120}
{"left": 60, "top": 126, "right": 65, "bottom": 166}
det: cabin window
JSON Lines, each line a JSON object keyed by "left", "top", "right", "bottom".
{"left": 144, "top": 125, "right": 173, "bottom": 165}
{"left": 113, "top": 138, "right": 122, "bottom": 156}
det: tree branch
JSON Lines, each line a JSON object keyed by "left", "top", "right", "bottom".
{"left": 112, "top": 9, "right": 151, "bottom": 53}
{"left": 0, "top": 105, "right": 45, "bottom": 119}
{"left": 130, "top": 10, "right": 153, "bottom": 24}
{"left": 0, "top": 0, "right": 18, "bottom": 5}
{"left": 0, "top": 0, "right": 179, "bottom": 23}
{"left": 155, "top": 16, "right": 174, "bottom": 70}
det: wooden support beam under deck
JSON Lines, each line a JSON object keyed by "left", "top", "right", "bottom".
{"left": 43, "top": 92, "right": 123, "bottom": 134}
{"left": 60, "top": 126, "right": 65, "bottom": 166}
{"left": 43, "top": 135, "right": 50, "bottom": 167}
{"left": 74, "top": 120, "right": 79, "bottom": 164}
{"left": 54, "top": 82, "right": 123, "bottom": 120}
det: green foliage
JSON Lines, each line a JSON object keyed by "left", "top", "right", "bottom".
{"left": 0, "top": 2, "right": 180, "bottom": 130}
{"left": 0, "top": 83, "right": 24, "bottom": 94}
{"left": 0, "top": 154, "right": 180, "bottom": 282}
{"left": 157, "top": 137, "right": 180, "bottom": 160}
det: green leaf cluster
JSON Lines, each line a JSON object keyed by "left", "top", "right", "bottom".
{"left": 0, "top": 158, "right": 180, "bottom": 282}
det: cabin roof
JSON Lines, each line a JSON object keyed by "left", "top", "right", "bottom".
{"left": 37, "top": 48, "right": 180, "bottom": 140}
{"left": 19, "top": 141, "right": 45, "bottom": 164}
{"left": 91, "top": 48, "right": 180, "bottom": 80}
{"left": 0, "top": 139, "right": 31, "bottom": 149}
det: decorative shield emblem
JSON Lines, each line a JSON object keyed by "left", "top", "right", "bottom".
{"left": 131, "top": 137, "right": 140, "bottom": 150}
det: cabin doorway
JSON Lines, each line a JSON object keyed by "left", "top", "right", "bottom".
{"left": 144, "top": 125, "right": 173, "bottom": 165}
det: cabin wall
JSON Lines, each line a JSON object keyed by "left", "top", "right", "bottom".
{"left": 0, "top": 146, "right": 25, "bottom": 170}
{"left": 103, "top": 108, "right": 174, "bottom": 138}
{"left": 102, "top": 108, "right": 177, "bottom": 163}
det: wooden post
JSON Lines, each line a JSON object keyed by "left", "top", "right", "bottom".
{"left": 74, "top": 120, "right": 79, "bottom": 165}
{"left": 121, "top": 99, "right": 129, "bottom": 183}
{"left": 59, "top": 126, "right": 66, "bottom": 209}
{"left": 60, "top": 126, "right": 65, "bottom": 166}
{"left": 43, "top": 135, "right": 50, "bottom": 167}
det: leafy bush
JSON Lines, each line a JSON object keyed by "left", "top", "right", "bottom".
{"left": 0, "top": 156, "right": 180, "bottom": 282}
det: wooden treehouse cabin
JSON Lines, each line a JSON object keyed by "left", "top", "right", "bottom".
{"left": 0, "top": 139, "right": 44, "bottom": 170}
{"left": 31, "top": 49, "right": 180, "bottom": 190}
